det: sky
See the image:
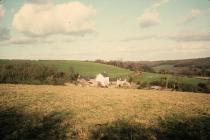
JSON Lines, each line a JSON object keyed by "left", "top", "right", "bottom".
{"left": 0, "top": 0, "right": 210, "bottom": 61}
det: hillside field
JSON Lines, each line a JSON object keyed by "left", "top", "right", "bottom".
{"left": 0, "top": 59, "right": 209, "bottom": 93}
{"left": 136, "top": 72, "right": 209, "bottom": 85}
{"left": 0, "top": 60, "right": 132, "bottom": 78}
{"left": 0, "top": 84, "right": 210, "bottom": 140}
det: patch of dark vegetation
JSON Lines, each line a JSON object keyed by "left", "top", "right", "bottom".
{"left": 156, "top": 114, "right": 210, "bottom": 140}
{"left": 0, "top": 62, "right": 79, "bottom": 85}
{"left": 91, "top": 120, "right": 154, "bottom": 140}
{"left": 91, "top": 115, "right": 210, "bottom": 140}
{"left": 0, "top": 107, "right": 74, "bottom": 140}
{"left": 0, "top": 106, "right": 209, "bottom": 140}
{"left": 197, "top": 83, "right": 210, "bottom": 93}
{"left": 138, "top": 79, "right": 210, "bottom": 93}
{"left": 152, "top": 57, "right": 210, "bottom": 76}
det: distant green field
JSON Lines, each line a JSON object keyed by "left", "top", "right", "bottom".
{"left": 136, "top": 72, "right": 209, "bottom": 86}
{"left": 0, "top": 60, "right": 132, "bottom": 78}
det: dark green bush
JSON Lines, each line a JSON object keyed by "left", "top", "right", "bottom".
{"left": 68, "top": 67, "right": 80, "bottom": 82}
{"left": 198, "top": 83, "right": 210, "bottom": 93}
{"left": 137, "top": 81, "right": 149, "bottom": 89}
{"left": 150, "top": 80, "right": 165, "bottom": 87}
{"left": 0, "top": 63, "right": 79, "bottom": 85}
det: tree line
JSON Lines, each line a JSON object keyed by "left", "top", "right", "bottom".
{"left": 95, "top": 59, "right": 154, "bottom": 72}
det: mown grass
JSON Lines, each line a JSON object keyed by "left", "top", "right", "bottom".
{"left": 0, "top": 84, "right": 210, "bottom": 140}
{"left": 0, "top": 60, "right": 132, "bottom": 78}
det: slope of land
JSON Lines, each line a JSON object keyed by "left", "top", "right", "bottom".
{"left": 0, "top": 59, "right": 209, "bottom": 93}
{"left": 136, "top": 72, "right": 209, "bottom": 85}
{"left": 140, "top": 57, "right": 210, "bottom": 76}
{"left": 95, "top": 57, "right": 210, "bottom": 76}
{"left": 0, "top": 60, "right": 131, "bottom": 78}
{"left": 0, "top": 84, "right": 209, "bottom": 139}
{"left": 139, "top": 57, "right": 210, "bottom": 68}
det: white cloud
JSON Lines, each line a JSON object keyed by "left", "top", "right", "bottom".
{"left": 13, "top": 2, "right": 96, "bottom": 37}
{"left": 0, "top": 36, "right": 56, "bottom": 45}
{"left": 181, "top": 9, "right": 201, "bottom": 23}
{"left": 0, "top": 36, "right": 35, "bottom": 45}
{"left": 0, "top": 4, "right": 5, "bottom": 20}
{"left": 175, "top": 43, "right": 210, "bottom": 52}
{"left": 8, "top": 37, "right": 38, "bottom": 45}
{"left": 137, "top": 10, "right": 160, "bottom": 28}
{"left": 136, "top": 0, "right": 169, "bottom": 28}
{"left": 166, "top": 30, "right": 210, "bottom": 42}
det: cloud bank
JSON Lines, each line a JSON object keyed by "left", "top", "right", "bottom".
{"left": 13, "top": 1, "right": 96, "bottom": 37}
{"left": 137, "top": 10, "right": 160, "bottom": 28}
{"left": 167, "top": 31, "right": 210, "bottom": 42}
{"left": 137, "top": 0, "right": 168, "bottom": 28}
{"left": 181, "top": 9, "right": 201, "bottom": 23}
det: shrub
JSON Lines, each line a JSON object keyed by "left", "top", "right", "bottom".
{"left": 150, "top": 80, "right": 165, "bottom": 87}
{"left": 128, "top": 76, "right": 134, "bottom": 83}
{"left": 176, "top": 83, "right": 198, "bottom": 92}
{"left": 68, "top": 67, "right": 79, "bottom": 82}
{"left": 198, "top": 83, "right": 210, "bottom": 93}
{"left": 137, "top": 81, "right": 149, "bottom": 89}
{"left": 0, "top": 63, "right": 79, "bottom": 85}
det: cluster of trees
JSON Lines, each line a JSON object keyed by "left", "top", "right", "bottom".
{"left": 155, "top": 58, "right": 210, "bottom": 76}
{"left": 157, "top": 67, "right": 210, "bottom": 77}
{"left": 0, "top": 63, "right": 79, "bottom": 85}
{"left": 95, "top": 60, "right": 154, "bottom": 72}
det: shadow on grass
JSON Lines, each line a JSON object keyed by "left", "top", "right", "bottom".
{"left": 0, "top": 107, "right": 73, "bottom": 140}
{"left": 91, "top": 114, "right": 210, "bottom": 140}
{"left": 0, "top": 107, "right": 210, "bottom": 140}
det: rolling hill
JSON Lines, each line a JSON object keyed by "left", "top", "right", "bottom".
{"left": 0, "top": 59, "right": 132, "bottom": 78}
{"left": 0, "top": 59, "right": 209, "bottom": 93}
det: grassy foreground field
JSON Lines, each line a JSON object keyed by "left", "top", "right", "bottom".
{"left": 0, "top": 84, "right": 210, "bottom": 140}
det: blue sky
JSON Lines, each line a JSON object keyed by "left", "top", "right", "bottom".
{"left": 0, "top": 0, "right": 210, "bottom": 60}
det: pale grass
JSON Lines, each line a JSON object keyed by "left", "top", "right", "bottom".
{"left": 0, "top": 84, "right": 210, "bottom": 138}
